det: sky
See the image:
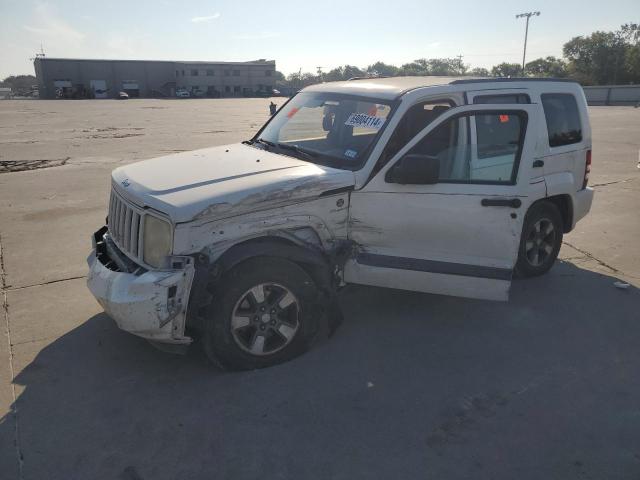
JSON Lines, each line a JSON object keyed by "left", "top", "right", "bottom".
{"left": 0, "top": 0, "right": 638, "bottom": 79}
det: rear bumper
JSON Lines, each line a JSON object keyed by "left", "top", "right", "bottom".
{"left": 86, "top": 227, "right": 195, "bottom": 344}
{"left": 572, "top": 187, "right": 594, "bottom": 228}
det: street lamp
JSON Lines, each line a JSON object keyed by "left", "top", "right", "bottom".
{"left": 516, "top": 11, "right": 540, "bottom": 75}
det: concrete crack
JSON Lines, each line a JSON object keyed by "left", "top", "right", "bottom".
{"left": 589, "top": 178, "right": 635, "bottom": 188}
{"left": 0, "top": 234, "right": 24, "bottom": 478}
{"left": 563, "top": 240, "right": 640, "bottom": 280}
{"left": 6, "top": 275, "right": 87, "bottom": 292}
{"left": 563, "top": 241, "right": 619, "bottom": 273}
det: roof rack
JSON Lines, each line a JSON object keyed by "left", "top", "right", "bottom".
{"left": 450, "top": 77, "right": 579, "bottom": 84}
{"left": 347, "top": 76, "right": 391, "bottom": 81}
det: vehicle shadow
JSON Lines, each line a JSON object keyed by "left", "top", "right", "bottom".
{"left": 2, "top": 260, "right": 639, "bottom": 480}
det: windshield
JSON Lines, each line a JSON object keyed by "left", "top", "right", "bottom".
{"left": 253, "top": 92, "right": 395, "bottom": 170}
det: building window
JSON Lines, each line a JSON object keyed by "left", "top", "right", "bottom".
{"left": 206, "top": 69, "right": 214, "bottom": 76}
{"left": 265, "top": 70, "right": 272, "bottom": 77}
{"left": 225, "top": 86, "right": 231, "bottom": 93}
{"left": 191, "top": 69, "right": 199, "bottom": 76}
{"left": 233, "top": 70, "right": 240, "bottom": 76}
{"left": 234, "top": 85, "right": 241, "bottom": 93}
{"left": 224, "top": 70, "right": 231, "bottom": 77}
{"left": 181, "top": 70, "right": 185, "bottom": 76}
{"left": 175, "top": 70, "right": 179, "bottom": 77}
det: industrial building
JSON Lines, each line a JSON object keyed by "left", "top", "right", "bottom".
{"left": 33, "top": 57, "right": 277, "bottom": 99}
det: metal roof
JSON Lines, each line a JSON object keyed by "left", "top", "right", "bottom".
{"left": 34, "top": 57, "right": 275, "bottom": 66}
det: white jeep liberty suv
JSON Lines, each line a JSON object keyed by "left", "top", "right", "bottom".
{"left": 87, "top": 76, "right": 594, "bottom": 369}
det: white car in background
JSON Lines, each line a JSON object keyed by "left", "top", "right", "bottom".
{"left": 176, "top": 90, "right": 190, "bottom": 98}
{"left": 87, "top": 76, "right": 593, "bottom": 370}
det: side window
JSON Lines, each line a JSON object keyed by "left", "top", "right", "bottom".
{"left": 402, "top": 111, "right": 526, "bottom": 184}
{"left": 473, "top": 93, "right": 530, "bottom": 104}
{"left": 374, "top": 99, "right": 453, "bottom": 174}
{"left": 541, "top": 94, "right": 582, "bottom": 147}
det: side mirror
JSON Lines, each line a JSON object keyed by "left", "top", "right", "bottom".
{"left": 386, "top": 154, "right": 440, "bottom": 185}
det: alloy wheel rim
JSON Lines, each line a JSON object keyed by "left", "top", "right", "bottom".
{"left": 525, "top": 218, "right": 556, "bottom": 267}
{"left": 230, "top": 283, "right": 300, "bottom": 356}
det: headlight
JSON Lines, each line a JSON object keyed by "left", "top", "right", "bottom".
{"left": 143, "top": 215, "right": 172, "bottom": 268}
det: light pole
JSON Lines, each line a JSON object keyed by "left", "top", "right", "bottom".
{"left": 516, "top": 11, "right": 540, "bottom": 75}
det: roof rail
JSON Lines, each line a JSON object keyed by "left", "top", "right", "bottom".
{"left": 347, "top": 76, "right": 390, "bottom": 81}
{"left": 450, "top": 77, "right": 579, "bottom": 84}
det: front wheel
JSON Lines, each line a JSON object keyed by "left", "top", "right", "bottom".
{"left": 515, "top": 201, "right": 563, "bottom": 278}
{"left": 203, "top": 256, "right": 321, "bottom": 370}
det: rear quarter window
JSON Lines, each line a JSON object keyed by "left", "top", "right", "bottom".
{"left": 541, "top": 94, "right": 583, "bottom": 147}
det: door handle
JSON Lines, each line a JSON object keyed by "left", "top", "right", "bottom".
{"left": 533, "top": 159, "right": 544, "bottom": 168}
{"left": 481, "top": 198, "right": 522, "bottom": 208}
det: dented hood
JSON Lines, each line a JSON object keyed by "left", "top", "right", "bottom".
{"left": 111, "top": 143, "right": 355, "bottom": 223}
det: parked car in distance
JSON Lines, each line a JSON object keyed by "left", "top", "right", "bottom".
{"left": 176, "top": 90, "right": 190, "bottom": 98}
{"left": 117, "top": 91, "right": 129, "bottom": 100}
{"left": 87, "top": 76, "right": 594, "bottom": 370}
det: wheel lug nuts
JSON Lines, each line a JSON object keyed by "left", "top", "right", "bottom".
{"left": 270, "top": 320, "right": 276, "bottom": 325}
{"left": 270, "top": 309, "right": 276, "bottom": 314}
{"left": 260, "top": 307, "right": 265, "bottom": 312}
{"left": 260, "top": 325, "right": 265, "bottom": 331}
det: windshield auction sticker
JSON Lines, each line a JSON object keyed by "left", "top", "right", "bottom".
{"left": 344, "top": 113, "right": 386, "bottom": 130}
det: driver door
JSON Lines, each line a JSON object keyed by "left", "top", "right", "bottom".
{"left": 344, "top": 104, "right": 542, "bottom": 301}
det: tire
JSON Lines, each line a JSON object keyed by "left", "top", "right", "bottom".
{"left": 515, "top": 201, "right": 563, "bottom": 278}
{"left": 202, "top": 256, "right": 321, "bottom": 370}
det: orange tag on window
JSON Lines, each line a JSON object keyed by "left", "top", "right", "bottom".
{"left": 499, "top": 114, "right": 510, "bottom": 123}
{"left": 287, "top": 107, "right": 299, "bottom": 118}
{"left": 368, "top": 105, "right": 378, "bottom": 116}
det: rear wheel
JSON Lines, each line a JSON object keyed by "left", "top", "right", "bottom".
{"left": 203, "top": 256, "right": 320, "bottom": 370}
{"left": 515, "top": 201, "right": 563, "bottom": 278}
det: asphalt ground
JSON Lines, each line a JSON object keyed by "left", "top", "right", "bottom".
{"left": 0, "top": 99, "right": 639, "bottom": 479}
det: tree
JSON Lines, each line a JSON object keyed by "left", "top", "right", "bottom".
{"left": 491, "top": 63, "right": 522, "bottom": 78}
{"left": 563, "top": 30, "right": 629, "bottom": 84}
{"left": 400, "top": 59, "right": 430, "bottom": 76}
{"left": 426, "top": 58, "right": 467, "bottom": 75}
{"left": 273, "top": 71, "right": 285, "bottom": 81}
{"left": 322, "top": 65, "right": 365, "bottom": 82}
{"left": 621, "top": 23, "right": 640, "bottom": 82}
{"left": 524, "top": 56, "right": 567, "bottom": 77}
{"left": 324, "top": 66, "right": 345, "bottom": 82}
{"left": 469, "top": 67, "right": 490, "bottom": 77}
{"left": 285, "top": 71, "right": 318, "bottom": 89}
{"left": 0, "top": 75, "right": 37, "bottom": 93}
{"left": 342, "top": 65, "right": 365, "bottom": 79}
{"left": 620, "top": 23, "right": 640, "bottom": 43}
{"left": 366, "top": 61, "right": 399, "bottom": 77}
{"left": 399, "top": 58, "right": 468, "bottom": 76}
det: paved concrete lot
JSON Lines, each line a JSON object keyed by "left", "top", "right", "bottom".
{"left": 0, "top": 99, "right": 639, "bottom": 479}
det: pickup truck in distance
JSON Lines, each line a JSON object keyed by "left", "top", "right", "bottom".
{"left": 87, "top": 76, "right": 594, "bottom": 370}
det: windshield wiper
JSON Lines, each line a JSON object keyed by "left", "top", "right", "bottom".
{"left": 253, "top": 137, "right": 276, "bottom": 148}
{"left": 251, "top": 138, "right": 318, "bottom": 162}
{"left": 276, "top": 143, "right": 318, "bottom": 161}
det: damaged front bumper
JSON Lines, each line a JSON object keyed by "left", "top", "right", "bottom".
{"left": 87, "top": 227, "right": 195, "bottom": 345}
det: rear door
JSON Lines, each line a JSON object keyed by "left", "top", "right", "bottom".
{"left": 538, "top": 92, "right": 590, "bottom": 193}
{"left": 344, "top": 104, "right": 541, "bottom": 301}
